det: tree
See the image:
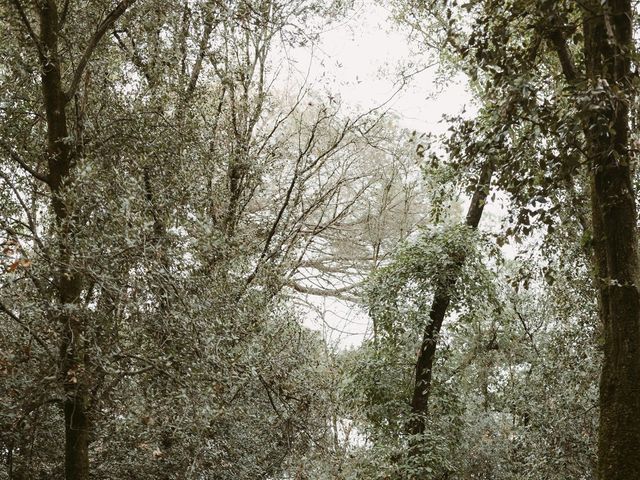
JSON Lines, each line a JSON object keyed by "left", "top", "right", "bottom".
{"left": 5, "top": 0, "right": 636, "bottom": 478}
{"left": 409, "top": 161, "right": 492, "bottom": 439}
{"left": 3, "top": 1, "right": 138, "bottom": 478}
{"left": 389, "top": 1, "right": 640, "bottom": 477}
{"left": 577, "top": 4, "right": 640, "bottom": 477}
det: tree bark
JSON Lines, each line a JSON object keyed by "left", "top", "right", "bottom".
{"left": 37, "top": 3, "right": 90, "bottom": 479}
{"left": 409, "top": 162, "right": 493, "bottom": 438}
{"left": 581, "top": 2, "right": 640, "bottom": 478}
{"left": 27, "top": 1, "right": 137, "bottom": 478}
{"left": 546, "top": 3, "right": 640, "bottom": 475}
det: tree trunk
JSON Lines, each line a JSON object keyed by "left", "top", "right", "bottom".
{"left": 409, "top": 162, "right": 493, "bottom": 437}
{"left": 39, "top": 3, "right": 89, "bottom": 478}
{"left": 547, "top": 3, "right": 640, "bottom": 475}
{"left": 29, "top": 2, "right": 136, "bottom": 476}
{"left": 582, "top": 2, "right": 640, "bottom": 478}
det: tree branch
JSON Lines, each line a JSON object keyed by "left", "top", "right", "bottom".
{"left": 186, "top": 14, "right": 215, "bottom": 98}
{"left": 65, "top": 0, "right": 139, "bottom": 101}
{"left": 513, "top": 305, "right": 541, "bottom": 355}
{"left": 112, "top": 29, "right": 153, "bottom": 85}
{"left": 540, "top": 7, "right": 580, "bottom": 84}
{"left": 286, "top": 280, "right": 361, "bottom": 303}
{"left": 0, "top": 139, "right": 50, "bottom": 184}
{"left": 58, "top": 0, "right": 71, "bottom": 29}
{"left": 8, "top": 0, "right": 46, "bottom": 61}
{"left": 0, "top": 301, "right": 55, "bottom": 360}
{"left": 547, "top": 29, "right": 580, "bottom": 84}
{"left": 0, "top": 171, "right": 47, "bottom": 252}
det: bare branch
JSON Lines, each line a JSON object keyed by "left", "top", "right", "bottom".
{"left": 247, "top": 127, "right": 319, "bottom": 283}
{"left": 513, "top": 305, "right": 541, "bottom": 355}
{"left": 0, "top": 170, "right": 47, "bottom": 252}
{"left": 112, "top": 30, "right": 153, "bottom": 85}
{"left": 257, "top": 373, "right": 283, "bottom": 418}
{"left": 286, "top": 280, "right": 361, "bottom": 303}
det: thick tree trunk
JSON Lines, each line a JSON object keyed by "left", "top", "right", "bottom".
{"left": 548, "top": 3, "right": 640, "bottom": 476}
{"left": 581, "top": 2, "right": 640, "bottom": 478}
{"left": 63, "top": 397, "right": 90, "bottom": 480}
{"left": 409, "top": 162, "right": 493, "bottom": 437}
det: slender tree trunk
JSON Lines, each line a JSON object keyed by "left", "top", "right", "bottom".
{"left": 38, "top": 3, "right": 90, "bottom": 479}
{"left": 409, "top": 162, "right": 493, "bottom": 437}
{"left": 29, "top": 2, "right": 137, "bottom": 476}
{"left": 581, "top": 2, "right": 640, "bottom": 478}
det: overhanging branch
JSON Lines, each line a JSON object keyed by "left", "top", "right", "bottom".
{"left": 286, "top": 280, "right": 361, "bottom": 303}
{"left": 8, "top": 0, "right": 46, "bottom": 61}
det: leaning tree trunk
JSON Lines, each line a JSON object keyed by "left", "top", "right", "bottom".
{"left": 409, "top": 162, "right": 493, "bottom": 438}
{"left": 582, "top": 2, "right": 640, "bottom": 478}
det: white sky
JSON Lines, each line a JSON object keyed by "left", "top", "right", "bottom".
{"left": 285, "top": 3, "right": 474, "bottom": 134}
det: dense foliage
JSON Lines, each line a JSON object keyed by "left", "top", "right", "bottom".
{"left": 1, "top": 0, "right": 639, "bottom": 479}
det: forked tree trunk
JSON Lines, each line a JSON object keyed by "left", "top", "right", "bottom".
{"left": 409, "top": 162, "right": 493, "bottom": 438}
